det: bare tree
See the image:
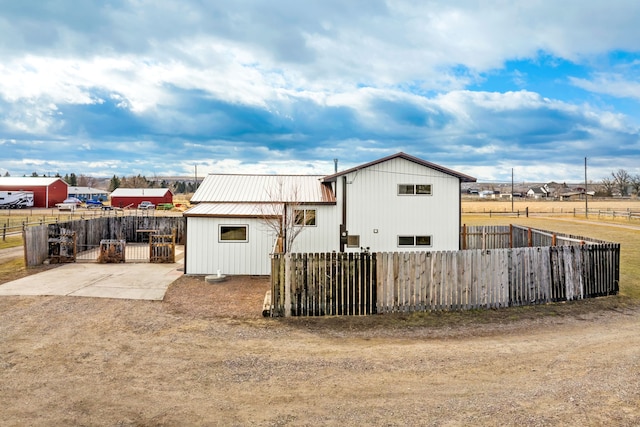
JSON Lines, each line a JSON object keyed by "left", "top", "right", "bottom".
{"left": 258, "top": 178, "right": 307, "bottom": 253}
{"left": 600, "top": 177, "right": 615, "bottom": 197}
{"left": 612, "top": 169, "right": 631, "bottom": 196}
{"left": 630, "top": 174, "right": 640, "bottom": 196}
{"left": 77, "top": 174, "right": 98, "bottom": 188}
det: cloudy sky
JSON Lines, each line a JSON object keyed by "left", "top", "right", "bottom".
{"left": 1, "top": 0, "right": 640, "bottom": 183}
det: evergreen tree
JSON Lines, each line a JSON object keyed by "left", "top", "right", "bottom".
{"left": 108, "top": 175, "right": 121, "bottom": 192}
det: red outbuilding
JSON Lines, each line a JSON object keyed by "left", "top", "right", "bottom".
{"left": 0, "top": 177, "right": 68, "bottom": 208}
{"left": 110, "top": 188, "right": 173, "bottom": 209}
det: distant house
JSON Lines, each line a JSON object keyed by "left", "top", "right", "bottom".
{"left": 0, "top": 177, "right": 68, "bottom": 208}
{"left": 67, "top": 186, "right": 109, "bottom": 202}
{"left": 527, "top": 186, "right": 548, "bottom": 199}
{"left": 184, "top": 152, "right": 476, "bottom": 275}
{"left": 110, "top": 188, "right": 173, "bottom": 208}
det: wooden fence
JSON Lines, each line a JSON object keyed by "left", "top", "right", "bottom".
{"left": 23, "top": 216, "right": 185, "bottom": 266}
{"left": 270, "top": 226, "right": 619, "bottom": 317}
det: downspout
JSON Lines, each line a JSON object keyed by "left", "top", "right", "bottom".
{"left": 340, "top": 176, "right": 347, "bottom": 252}
{"left": 282, "top": 203, "right": 287, "bottom": 253}
{"left": 458, "top": 178, "right": 462, "bottom": 250}
{"left": 183, "top": 217, "right": 188, "bottom": 274}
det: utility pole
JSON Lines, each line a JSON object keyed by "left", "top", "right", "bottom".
{"left": 584, "top": 157, "right": 588, "bottom": 219}
{"left": 511, "top": 168, "right": 514, "bottom": 213}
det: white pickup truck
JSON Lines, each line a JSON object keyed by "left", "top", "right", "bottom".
{"left": 137, "top": 201, "right": 155, "bottom": 210}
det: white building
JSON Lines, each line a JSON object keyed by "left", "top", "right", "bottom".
{"left": 184, "top": 152, "right": 476, "bottom": 275}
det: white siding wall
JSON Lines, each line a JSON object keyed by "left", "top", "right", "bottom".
{"left": 337, "top": 157, "right": 461, "bottom": 252}
{"left": 186, "top": 217, "right": 277, "bottom": 275}
{"left": 289, "top": 204, "right": 340, "bottom": 253}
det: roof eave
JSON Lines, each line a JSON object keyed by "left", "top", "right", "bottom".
{"left": 322, "top": 152, "right": 476, "bottom": 183}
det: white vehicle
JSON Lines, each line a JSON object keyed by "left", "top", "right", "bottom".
{"left": 138, "top": 201, "right": 155, "bottom": 210}
{"left": 0, "top": 191, "right": 34, "bottom": 209}
{"left": 56, "top": 202, "right": 77, "bottom": 211}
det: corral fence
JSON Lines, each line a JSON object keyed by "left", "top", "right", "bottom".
{"left": 23, "top": 216, "right": 185, "bottom": 266}
{"left": 462, "top": 206, "right": 640, "bottom": 222}
{"left": 269, "top": 225, "right": 619, "bottom": 317}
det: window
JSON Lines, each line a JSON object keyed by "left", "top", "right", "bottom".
{"left": 219, "top": 225, "right": 248, "bottom": 242}
{"left": 398, "top": 184, "right": 432, "bottom": 196}
{"left": 294, "top": 209, "right": 316, "bottom": 226}
{"left": 347, "top": 235, "right": 360, "bottom": 248}
{"left": 398, "top": 235, "right": 432, "bottom": 247}
{"left": 398, "top": 184, "right": 415, "bottom": 195}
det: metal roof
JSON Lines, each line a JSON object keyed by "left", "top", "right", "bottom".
{"left": 110, "top": 188, "right": 172, "bottom": 197}
{"left": 0, "top": 177, "right": 68, "bottom": 187}
{"left": 190, "top": 175, "right": 335, "bottom": 204}
{"left": 322, "top": 152, "right": 477, "bottom": 183}
{"left": 68, "top": 186, "right": 109, "bottom": 195}
{"left": 184, "top": 202, "right": 283, "bottom": 217}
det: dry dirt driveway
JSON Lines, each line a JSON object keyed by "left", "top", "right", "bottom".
{"left": 0, "top": 275, "right": 639, "bottom": 426}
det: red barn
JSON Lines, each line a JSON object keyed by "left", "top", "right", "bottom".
{"left": 110, "top": 188, "right": 173, "bottom": 208}
{"left": 0, "top": 177, "right": 68, "bottom": 208}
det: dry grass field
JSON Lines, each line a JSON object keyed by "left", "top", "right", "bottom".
{"left": 0, "top": 200, "right": 639, "bottom": 425}
{"left": 462, "top": 197, "right": 640, "bottom": 214}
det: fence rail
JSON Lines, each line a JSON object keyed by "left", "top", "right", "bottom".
{"left": 461, "top": 206, "right": 640, "bottom": 221}
{"left": 270, "top": 225, "right": 619, "bottom": 317}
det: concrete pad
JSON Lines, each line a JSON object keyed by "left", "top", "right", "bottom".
{"left": 0, "top": 261, "right": 184, "bottom": 301}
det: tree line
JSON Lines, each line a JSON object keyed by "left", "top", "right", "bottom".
{"left": 106, "top": 175, "right": 198, "bottom": 194}
{"left": 4, "top": 171, "right": 198, "bottom": 195}
{"left": 600, "top": 169, "right": 640, "bottom": 197}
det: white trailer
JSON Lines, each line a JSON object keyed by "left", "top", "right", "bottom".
{"left": 0, "top": 191, "right": 34, "bottom": 209}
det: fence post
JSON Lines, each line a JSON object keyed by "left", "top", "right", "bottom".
{"left": 509, "top": 224, "right": 513, "bottom": 248}
{"left": 525, "top": 207, "right": 529, "bottom": 217}
{"left": 482, "top": 227, "right": 486, "bottom": 251}
{"left": 284, "top": 253, "right": 292, "bottom": 317}
{"left": 2, "top": 223, "right": 5, "bottom": 241}
{"left": 461, "top": 224, "right": 467, "bottom": 250}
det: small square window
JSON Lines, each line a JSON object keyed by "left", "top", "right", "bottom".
{"left": 294, "top": 209, "right": 316, "bottom": 226}
{"left": 398, "top": 235, "right": 432, "bottom": 247}
{"left": 220, "top": 225, "right": 248, "bottom": 242}
{"left": 347, "top": 235, "right": 360, "bottom": 247}
{"left": 398, "top": 184, "right": 432, "bottom": 196}
{"left": 398, "top": 184, "right": 415, "bottom": 195}
{"left": 304, "top": 209, "right": 316, "bottom": 226}
{"left": 416, "top": 184, "right": 432, "bottom": 195}
{"left": 416, "top": 235, "right": 432, "bottom": 246}
{"left": 398, "top": 236, "right": 415, "bottom": 246}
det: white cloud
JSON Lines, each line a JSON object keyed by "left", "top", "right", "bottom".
{"left": 570, "top": 73, "right": 640, "bottom": 101}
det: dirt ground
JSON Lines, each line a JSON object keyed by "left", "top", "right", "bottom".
{"left": 1, "top": 273, "right": 639, "bottom": 426}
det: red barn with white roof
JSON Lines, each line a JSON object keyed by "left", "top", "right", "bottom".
{"left": 0, "top": 177, "right": 68, "bottom": 208}
{"left": 110, "top": 188, "right": 173, "bottom": 208}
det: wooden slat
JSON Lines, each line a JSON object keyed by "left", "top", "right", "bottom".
{"left": 270, "top": 238, "right": 619, "bottom": 317}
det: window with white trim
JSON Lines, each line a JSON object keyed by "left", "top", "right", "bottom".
{"left": 219, "top": 225, "right": 248, "bottom": 242}
{"left": 398, "top": 235, "right": 432, "bottom": 247}
{"left": 294, "top": 209, "right": 316, "bottom": 226}
{"left": 398, "top": 184, "right": 432, "bottom": 195}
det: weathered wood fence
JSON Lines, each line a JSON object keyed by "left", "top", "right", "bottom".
{"left": 270, "top": 226, "right": 620, "bottom": 317}
{"left": 23, "top": 216, "right": 185, "bottom": 266}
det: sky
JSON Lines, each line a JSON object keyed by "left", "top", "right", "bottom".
{"left": 1, "top": 1, "right": 640, "bottom": 184}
